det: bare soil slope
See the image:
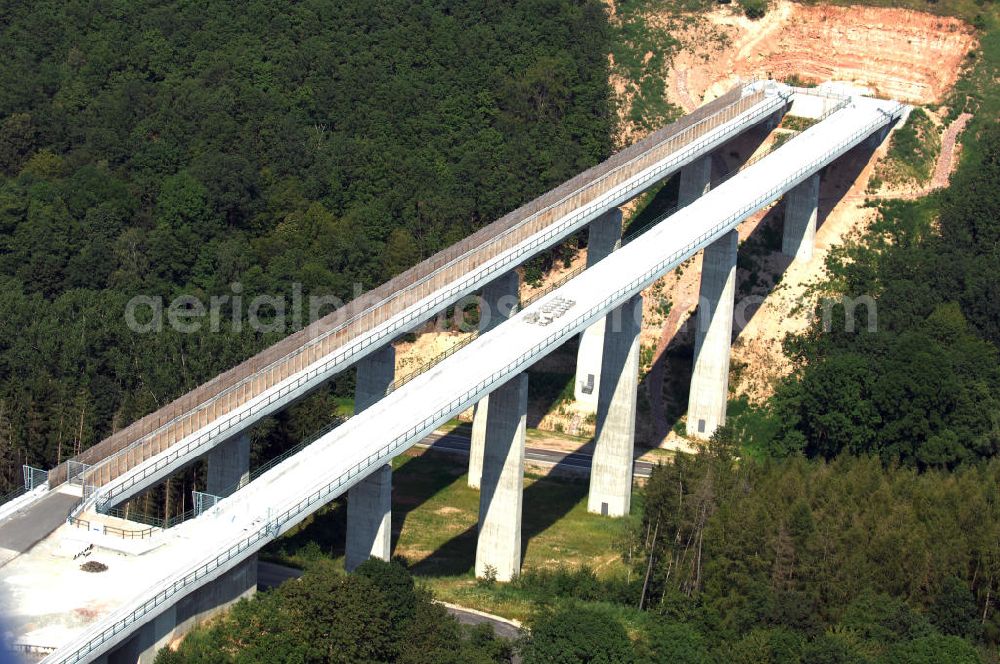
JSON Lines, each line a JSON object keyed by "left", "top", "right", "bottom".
{"left": 669, "top": 2, "right": 976, "bottom": 108}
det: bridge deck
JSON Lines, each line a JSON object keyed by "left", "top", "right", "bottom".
{"left": 6, "top": 90, "right": 903, "bottom": 664}
{"left": 50, "top": 83, "right": 772, "bottom": 490}
{"left": 81, "top": 83, "right": 789, "bottom": 511}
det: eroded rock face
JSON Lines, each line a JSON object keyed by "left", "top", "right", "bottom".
{"left": 671, "top": 2, "right": 977, "bottom": 106}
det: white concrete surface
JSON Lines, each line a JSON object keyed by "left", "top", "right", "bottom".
{"left": 587, "top": 295, "right": 642, "bottom": 517}
{"left": 687, "top": 230, "right": 739, "bottom": 440}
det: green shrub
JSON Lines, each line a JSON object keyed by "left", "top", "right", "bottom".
{"left": 739, "top": 0, "right": 768, "bottom": 19}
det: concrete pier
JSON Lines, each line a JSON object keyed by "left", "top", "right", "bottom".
{"left": 678, "top": 156, "right": 712, "bottom": 207}
{"left": 206, "top": 432, "right": 250, "bottom": 497}
{"left": 765, "top": 109, "right": 783, "bottom": 131}
{"left": 782, "top": 173, "right": 819, "bottom": 262}
{"left": 687, "top": 230, "right": 738, "bottom": 440}
{"left": 345, "top": 345, "right": 395, "bottom": 571}
{"left": 587, "top": 295, "right": 642, "bottom": 518}
{"left": 345, "top": 463, "right": 392, "bottom": 571}
{"left": 469, "top": 271, "right": 521, "bottom": 488}
{"left": 475, "top": 373, "right": 528, "bottom": 582}
{"left": 574, "top": 209, "right": 623, "bottom": 411}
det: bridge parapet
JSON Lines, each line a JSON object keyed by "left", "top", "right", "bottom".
{"left": 39, "top": 92, "right": 908, "bottom": 664}
{"left": 51, "top": 81, "right": 789, "bottom": 498}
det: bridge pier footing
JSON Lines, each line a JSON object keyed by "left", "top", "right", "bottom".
{"left": 782, "top": 173, "right": 820, "bottom": 262}
{"left": 475, "top": 373, "right": 527, "bottom": 582}
{"left": 587, "top": 294, "right": 642, "bottom": 518}
{"left": 574, "top": 208, "right": 623, "bottom": 412}
{"left": 678, "top": 156, "right": 712, "bottom": 207}
{"left": 345, "top": 345, "right": 396, "bottom": 571}
{"left": 206, "top": 432, "right": 250, "bottom": 496}
{"left": 687, "top": 230, "right": 738, "bottom": 441}
{"left": 469, "top": 271, "right": 521, "bottom": 489}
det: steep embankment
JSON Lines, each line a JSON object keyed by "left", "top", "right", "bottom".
{"left": 398, "top": 1, "right": 977, "bottom": 449}
{"left": 625, "top": 2, "right": 977, "bottom": 447}
{"left": 668, "top": 1, "right": 976, "bottom": 108}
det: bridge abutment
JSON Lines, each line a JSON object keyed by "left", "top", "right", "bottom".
{"left": 469, "top": 271, "right": 521, "bottom": 489}
{"left": 345, "top": 345, "right": 396, "bottom": 571}
{"left": 687, "top": 230, "right": 738, "bottom": 440}
{"left": 587, "top": 294, "right": 642, "bottom": 518}
{"left": 475, "top": 373, "right": 527, "bottom": 582}
{"left": 573, "top": 208, "right": 623, "bottom": 412}
{"left": 782, "top": 173, "right": 820, "bottom": 262}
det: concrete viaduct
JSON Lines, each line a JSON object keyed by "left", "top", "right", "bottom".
{"left": 0, "top": 80, "right": 906, "bottom": 663}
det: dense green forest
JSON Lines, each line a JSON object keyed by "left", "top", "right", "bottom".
{"left": 505, "top": 446, "right": 994, "bottom": 662}
{"left": 0, "top": 0, "right": 614, "bottom": 491}
{"left": 155, "top": 559, "right": 514, "bottom": 663}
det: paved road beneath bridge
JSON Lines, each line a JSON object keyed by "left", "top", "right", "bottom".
{"left": 417, "top": 428, "right": 656, "bottom": 479}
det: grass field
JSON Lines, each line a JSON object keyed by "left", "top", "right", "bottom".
{"left": 262, "top": 447, "right": 638, "bottom": 621}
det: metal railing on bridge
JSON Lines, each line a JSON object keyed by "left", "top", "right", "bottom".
{"left": 60, "top": 81, "right": 787, "bottom": 499}
{"left": 47, "top": 97, "right": 904, "bottom": 664}
{"left": 80, "top": 84, "right": 791, "bottom": 514}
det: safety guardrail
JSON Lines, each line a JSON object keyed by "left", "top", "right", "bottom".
{"left": 47, "top": 98, "right": 903, "bottom": 664}
{"left": 103, "top": 524, "right": 156, "bottom": 540}
{"left": 0, "top": 485, "right": 25, "bottom": 507}
{"left": 84, "top": 85, "right": 790, "bottom": 512}
{"left": 68, "top": 516, "right": 90, "bottom": 530}
{"left": 102, "top": 506, "right": 194, "bottom": 531}
{"left": 63, "top": 85, "right": 769, "bottom": 490}
{"left": 68, "top": 514, "right": 157, "bottom": 540}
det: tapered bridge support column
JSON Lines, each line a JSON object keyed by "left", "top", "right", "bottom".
{"left": 574, "top": 208, "right": 623, "bottom": 411}
{"left": 866, "top": 124, "right": 892, "bottom": 150}
{"left": 687, "top": 230, "right": 738, "bottom": 441}
{"left": 782, "top": 174, "right": 819, "bottom": 262}
{"left": 764, "top": 109, "right": 783, "bottom": 131}
{"left": 345, "top": 345, "right": 395, "bottom": 571}
{"left": 469, "top": 271, "right": 520, "bottom": 488}
{"left": 588, "top": 295, "right": 642, "bottom": 518}
{"left": 678, "top": 156, "right": 712, "bottom": 207}
{"left": 206, "top": 432, "right": 250, "bottom": 497}
{"left": 475, "top": 373, "right": 528, "bottom": 582}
